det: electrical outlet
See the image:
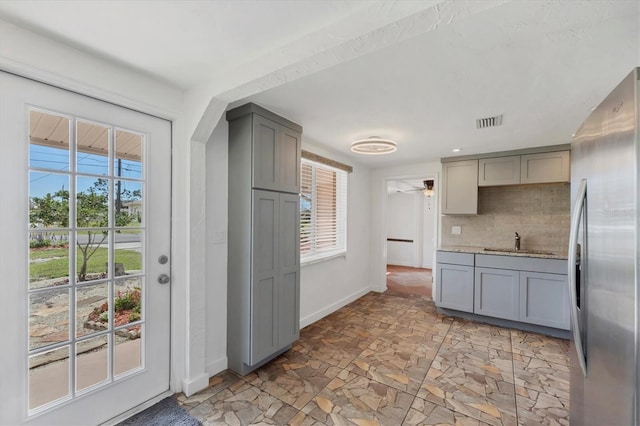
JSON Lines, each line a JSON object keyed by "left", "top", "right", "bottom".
{"left": 452, "top": 226, "right": 461, "bottom": 235}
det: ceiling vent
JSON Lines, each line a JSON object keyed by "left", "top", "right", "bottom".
{"left": 476, "top": 114, "right": 503, "bottom": 129}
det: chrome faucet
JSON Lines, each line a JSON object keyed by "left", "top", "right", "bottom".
{"left": 515, "top": 232, "right": 521, "bottom": 251}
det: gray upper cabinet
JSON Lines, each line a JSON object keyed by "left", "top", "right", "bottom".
{"left": 442, "top": 160, "right": 478, "bottom": 215}
{"left": 478, "top": 151, "right": 570, "bottom": 186}
{"left": 279, "top": 127, "right": 302, "bottom": 194}
{"left": 520, "top": 150, "right": 570, "bottom": 184}
{"left": 229, "top": 103, "right": 302, "bottom": 194}
{"left": 227, "top": 103, "right": 302, "bottom": 375}
{"left": 252, "top": 115, "right": 279, "bottom": 192}
{"left": 251, "top": 114, "right": 301, "bottom": 193}
{"left": 478, "top": 156, "right": 521, "bottom": 186}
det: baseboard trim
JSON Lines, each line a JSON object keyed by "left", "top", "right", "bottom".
{"left": 182, "top": 373, "right": 209, "bottom": 397}
{"left": 206, "top": 356, "right": 228, "bottom": 377}
{"left": 300, "top": 286, "right": 371, "bottom": 328}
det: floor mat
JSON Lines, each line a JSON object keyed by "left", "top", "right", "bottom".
{"left": 119, "top": 396, "right": 201, "bottom": 426}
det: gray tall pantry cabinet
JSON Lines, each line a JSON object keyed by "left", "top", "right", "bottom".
{"left": 226, "top": 103, "right": 302, "bottom": 376}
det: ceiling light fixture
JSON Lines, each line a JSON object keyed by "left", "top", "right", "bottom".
{"left": 422, "top": 179, "right": 435, "bottom": 197}
{"left": 351, "top": 137, "right": 397, "bottom": 155}
{"left": 452, "top": 148, "right": 461, "bottom": 153}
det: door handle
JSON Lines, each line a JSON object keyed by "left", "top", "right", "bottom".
{"left": 157, "top": 273, "right": 170, "bottom": 285}
{"left": 568, "top": 178, "right": 587, "bottom": 377}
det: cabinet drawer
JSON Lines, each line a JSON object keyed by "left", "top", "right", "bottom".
{"left": 436, "top": 251, "right": 475, "bottom": 266}
{"left": 476, "top": 254, "right": 567, "bottom": 274}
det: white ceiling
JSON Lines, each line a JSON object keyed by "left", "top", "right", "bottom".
{"left": 1, "top": 0, "right": 638, "bottom": 168}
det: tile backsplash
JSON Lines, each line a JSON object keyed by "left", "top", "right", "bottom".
{"left": 441, "top": 183, "right": 570, "bottom": 255}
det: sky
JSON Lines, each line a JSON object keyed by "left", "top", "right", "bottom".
{"left": 29, "top": 144, "right": 142, "bottom": 198}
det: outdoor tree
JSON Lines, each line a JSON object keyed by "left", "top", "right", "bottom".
{"left": 30, "top": 178, "right": 134, "bottom": 281}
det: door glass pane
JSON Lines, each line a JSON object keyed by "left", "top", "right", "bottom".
{"left": 77, "top": 121, "right": 109, "bottom": 176}
{"left": 29, "top": 172, "right": 70, "bottom": 229}
{"left": 115, "top": 325, "right": 142, "bottom": 376}
{"left": 76, "top": 176, "right": 109, "bottom": 228}
{"left": 114, "top": 279, "right": 142, "bottom": 328}
{"left": 76, "top": 230, "right": 109, "bottom": 283}
{"left": 115, "top": 232, "right": 142, "bottom": 276}
{"left": 115, "top": 130, "right": 143, "bottom": 180}
{"left": 29, "top": 346, "right": 70, "bottom": 409}
{"left": 76, "top": 335, "right": 109, "bottom": 392}
{"left": 77, "top": 283, "right": 109, "bottom": 337}
{"left": 29, "top": 288, "right": 69, "bottom": 351}
{"left": 115, "top": 180, "right": 143, "bottom": 227}
{"left": 113, "top": 279, "right": 143, "bottom": 375}
{"left": 29, "top": 231, "right": 70, "bottom": 289}
{"left": 29, "top": 110, "right": 70, "bottom": 171}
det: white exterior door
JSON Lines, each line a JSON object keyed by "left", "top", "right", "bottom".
{"left": 0, "top": 72, "right": 171, "bottom": 425}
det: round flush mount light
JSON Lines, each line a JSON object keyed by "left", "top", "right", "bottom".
{"left": 452, "top": 148, "right": 461, "bottom": 153}
{"left": 351, "top": 137, "right": 397, "bottom": 155}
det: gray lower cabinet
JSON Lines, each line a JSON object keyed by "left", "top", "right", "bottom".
{"left": 474, "top": 267, "right": 519, "bottom": 320}
{"left": 435, "top": 251, "right": 474, "bottom": 312}
{"left": 227, "top": 104, "right": 302, "bottom": 376}
{"left": 519, "top": 271, "right": 569, "bottom": 329}
{"left": 437, "top": 251, "right": 569, "bottom": 331}
{"left": 250, "top": 191, "right": 300, "bottom": 365}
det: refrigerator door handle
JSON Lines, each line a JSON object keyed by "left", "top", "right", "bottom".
{"left": 569, "top": 178, "right": 587, "bottom": 377}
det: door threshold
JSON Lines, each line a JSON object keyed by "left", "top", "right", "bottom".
{"left": 100, "top": 390, "right": 173, "bottom": 426}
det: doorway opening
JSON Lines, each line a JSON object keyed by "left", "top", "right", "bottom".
{"left": 385, "top": 178, "right": 436, "bottom": 299}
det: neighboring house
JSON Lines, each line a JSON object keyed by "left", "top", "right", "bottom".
{"left": 122, "top": 200, "right": 142, "bottom": 220}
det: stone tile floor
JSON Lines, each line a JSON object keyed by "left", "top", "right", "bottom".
{"left": 178, "top": 292, "right": 569, "bottom": 426}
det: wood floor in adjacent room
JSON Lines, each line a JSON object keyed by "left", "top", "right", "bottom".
{"left": 386, "top": 265, "right": 433, "bottom": 299}
{"left": 178, "top": 292, "right": 569, "bottom": 425}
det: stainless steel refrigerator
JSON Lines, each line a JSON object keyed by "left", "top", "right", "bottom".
{"left": 569, "top": 67, "right": 639, "bottom": 425}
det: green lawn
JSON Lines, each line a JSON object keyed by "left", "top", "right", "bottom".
{"left": 30, "top": 247, "right": 141, "bottom": 281}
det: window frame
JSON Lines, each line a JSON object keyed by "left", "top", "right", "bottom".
{"left": 300, "top": 158, "right": 347, "bottom": 264}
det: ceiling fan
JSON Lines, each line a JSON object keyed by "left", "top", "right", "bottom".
{"left": 403, "top": 179, "right": 435, "bottom": 197}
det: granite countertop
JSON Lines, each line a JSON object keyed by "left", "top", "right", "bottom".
{"left": 439, "top": 245, "right": 568, "bottom": 260}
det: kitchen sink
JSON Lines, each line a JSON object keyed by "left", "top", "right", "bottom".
{"left": 483, "top": 247, "right": 555, "bottom": 255}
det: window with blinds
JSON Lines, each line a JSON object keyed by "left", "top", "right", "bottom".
{"left": 300, "top": 159, "right": 347, "bottom": 262}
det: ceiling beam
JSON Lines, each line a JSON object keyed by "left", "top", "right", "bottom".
{"left": 187, "top": 0, "right": 511, "bottom": 144}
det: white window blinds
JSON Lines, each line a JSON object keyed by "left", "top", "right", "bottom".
{"left": 300, "top": 159, "right": 347, "bottom": 262}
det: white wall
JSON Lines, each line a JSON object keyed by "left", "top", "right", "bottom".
{"left": 422, "top": 194, "right": 436, "bottom": 269}
{"left": 369, "top": 161, "right": 441, "bottom": 292}
{"left": 386, "top": 192, "right": 419, "bottom": 267}
{"left": 299, "top": 141, "right": 372, "bottom": 327}
{"left": 204, "top": 119, "right": 229, "bottom": 375}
